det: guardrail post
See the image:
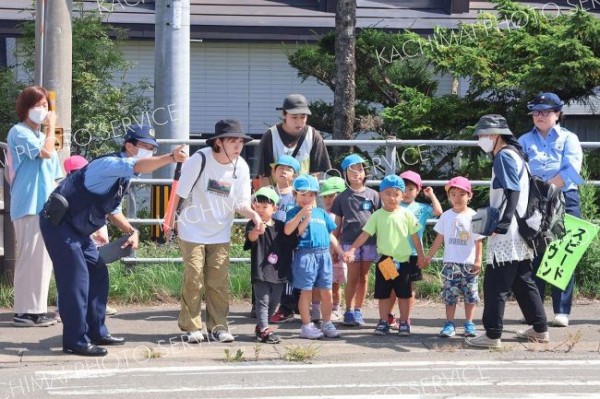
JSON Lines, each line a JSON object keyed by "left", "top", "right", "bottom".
{"left": 384, "top": 140, "right": 397, "bottom": 175}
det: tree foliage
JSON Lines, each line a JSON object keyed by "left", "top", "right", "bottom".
{"left": 1, "top": 1, "right": 150, "bottom": 156}
{"left": 287, "top": 0, "right": 600, "bottom": 180}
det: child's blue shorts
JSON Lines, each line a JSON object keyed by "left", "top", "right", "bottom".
{"left": 292, "top": 247, "right": 333, "bottom": 290}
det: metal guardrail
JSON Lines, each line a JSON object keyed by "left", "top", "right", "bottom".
{"left": 122, "top": 139, "right": 600, "bottom": 265}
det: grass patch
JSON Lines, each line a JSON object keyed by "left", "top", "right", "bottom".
{"left": 284, "top": 344, "right": 320, "bottom": 362}
{"left": 224, "top": 348, "right": 245, "bottom": 362}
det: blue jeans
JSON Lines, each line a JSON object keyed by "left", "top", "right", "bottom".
{"left": 532, "top": 189, "right": 580, "bottom": 315}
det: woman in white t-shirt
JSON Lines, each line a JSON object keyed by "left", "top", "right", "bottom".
{"left": 465, "top": 114, "right": 549, "bottom": 349}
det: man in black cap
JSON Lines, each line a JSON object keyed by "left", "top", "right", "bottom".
{"left": 167, "top": 119, "right": 263, "bottom": 344}
{"left": 256, "top": 94, "right": 332, "bottom": 323}
{"left": 257, "top": 94, "right": 331, "bottom": 187}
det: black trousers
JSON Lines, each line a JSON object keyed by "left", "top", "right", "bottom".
{"left": 482, "top": 258, "right": 547, "bottom": 339}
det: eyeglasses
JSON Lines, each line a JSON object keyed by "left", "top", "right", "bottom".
{"left": 530, "top": 110, "right": 554, "bottom": 117}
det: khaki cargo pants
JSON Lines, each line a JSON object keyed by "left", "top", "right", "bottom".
{"left": 178, "top": 239, "right": 230, "bottom": 334}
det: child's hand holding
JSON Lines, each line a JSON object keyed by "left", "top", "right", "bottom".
{"left": 472, "top": 262, "right": 481, "bottom": 276}
{"left": 343, "top": 248, "right": 355, "bottom": 263}
{"left": 417, "top": 255, "right": 427, "bottom": 269}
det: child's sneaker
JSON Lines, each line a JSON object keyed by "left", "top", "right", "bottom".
{"left": 353, "top": 309, "right": 365, "bottom": 326}
{"left": 321, "top": 321, "right": 341, "bottom": 338}
{"left": 465, "top": 334, "right": 501, "bottom": 349}
{"left": 300, "top": 323, "right": 324, "bottom": 340}
{"left": 343, "top": 310, "right": 356, "bottom": 326}
{"left": 398, "top": 321, "right": 411, "bottom": 336}
{"left": 330, "top": 309, "right": 343, "bottom": 321}
{"left": 269, "top": 310, "right": 294, "bottom": 324}
{"left": 311, "top": 306, "right": 322, "bottom": 324}
{"left": 373, "top": 320, "right": 390, "bottom": 336}
{"left": 463, "top": 321, "right": 478, "bottom": 337}
{"left": 516, "top": 327, "right": 550, "bottom": 343}
{"left": 387, "top": 313, "right": 395, "bottom": 325}
{"left": 256, "top": 326, "right": 281, "bottom": 344}
{"left": 440, "top": 321, "right": 456, "bottom": 338}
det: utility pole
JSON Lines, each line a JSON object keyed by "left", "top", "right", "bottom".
{"left": 152, "top": 0, "right": 190, "bottom": 240}
{"left": 35, "top": 0, "right": 73, "bottom": 159}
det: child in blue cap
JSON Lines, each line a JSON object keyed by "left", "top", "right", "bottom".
{"left": 285, "top": 174, "right": 345, "bottom": 339}
{"left": 331, "top": 154, "right": 381, "bottom": 327}
{"left": 344, "top": 175, "right": 425, "bottom": 336}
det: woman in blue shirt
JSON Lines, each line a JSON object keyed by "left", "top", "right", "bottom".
{"left": 7, "top": 86, "right": 61, "bottom": 327}
{"left": 518, "top": 92, "right": 583, "bottom": 328}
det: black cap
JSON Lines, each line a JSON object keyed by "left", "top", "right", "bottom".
{"left": 206, "top": 119, "right": 253, "bottom": 146}
{"left": 276, "top": 94, "right": 312, "bottom": 115}
{"left": 473, "top": 114, "right": 513, "bottom": 136}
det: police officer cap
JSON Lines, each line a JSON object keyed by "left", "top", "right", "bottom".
{"left": 124, "top": 125, "right": 158, "bottom": 147}
{"left": 527, "top": 92, "right": 564, "bottom": 112}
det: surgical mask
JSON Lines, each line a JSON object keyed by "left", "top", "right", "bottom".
{"left": 134, "top": 148, "right": 154, "bottom": 159}
{"left": 28, "top": 107, "right": 48, "bottom": 125}
{"left": 478, "top": 136, "right": 495, "bottom": 153}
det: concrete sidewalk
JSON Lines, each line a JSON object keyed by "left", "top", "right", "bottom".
{"left": 1, "top": 300, "right": 599, "bottom": 366}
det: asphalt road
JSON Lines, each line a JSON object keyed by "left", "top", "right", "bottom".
{"left": 1, "top": 300, "right": 599, "bottom": 398}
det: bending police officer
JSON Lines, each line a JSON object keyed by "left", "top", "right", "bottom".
{"left": 40, "top": 125, "right": 188, "bottom": 356}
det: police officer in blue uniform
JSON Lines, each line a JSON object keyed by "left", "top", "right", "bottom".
{"left": 40, "top": 125, "right": 188, "bottom": 356}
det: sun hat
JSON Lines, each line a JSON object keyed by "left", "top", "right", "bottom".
{"left": 63, "top": 155, "right": 89, "bottom": 174}
{"left": 293, "top": 174, "right": 319, "bottom": 192}
{"left": 276, "top": 94, "right": 312, "bottom": 115}
{"left": 254, "top": 187, "right": 280, "bottom": 205}
{"left": 341, "top": 154, "right": 368, "bottom": 171}
{"left": 445, "top": 176, "right": 472, "bottom": 194}
{"left": 473, "top": 114, "right": 513, "bottom": 137}
{"left": 379, "top": 175, "right": 405, "bottom": 192}
{"left": 320, "top": 176, "right": 346, "bottom": 196}
{"left": 399, "top": 170, "right": 422, "bottom": 190}
{"left": 206, "top": 119, "right": 253, "bottom": 146}
{"left": 527, "top": 92, "right": 564, "bottom": 112}
{"left": 271, "top": 154, "right": 300, "bottom": 174}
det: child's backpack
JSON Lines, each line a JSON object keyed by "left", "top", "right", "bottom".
{"left": 504, "top": 147, "right": 567, "bottom": 254}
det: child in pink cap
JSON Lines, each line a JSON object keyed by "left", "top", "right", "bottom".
{"left": 424, "top": 176, "right": 483, "bottom": 338}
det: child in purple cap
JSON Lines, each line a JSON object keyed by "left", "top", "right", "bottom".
{"left": 425, "top": 176, "right": 483, "bottom": 339}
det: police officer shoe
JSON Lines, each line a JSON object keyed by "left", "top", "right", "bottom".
{"left": 91, "top": 335, "right": 126, "bottom": 346}
{"left": 63, "top": 343, "right": 108, "bottom": 357}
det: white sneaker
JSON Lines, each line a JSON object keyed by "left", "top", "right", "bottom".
{"left": 300, "top": 323, "right": 324, "bottom": 340}
{"left": 516, "top": 327, "right": 550, "bottom": 342}
{"left": 552, "top": 314, "right": 569, "bottom": 327}
{"left": 330, "top": 309, "right": 343, "bottom": 321}
{"left": 321, "top": 321, "right": 341, "bottom": 338}
{"left": 214, "top": 330, "right": 235, "bottom": 343}
{"left": 183, "top": 330, "right": 204, "bottom": 343}
{"left": 464, "top": 334, "right": 501, "bottom": 349}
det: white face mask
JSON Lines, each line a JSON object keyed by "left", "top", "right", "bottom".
{"left": 28, "top": 107, "right": 49, "bottom": 125}
{"left": 478, "top": 136, "right": 495, "bottom": 153}
{"left": 134, "top": 148, "right": 154, "bottom": 159}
